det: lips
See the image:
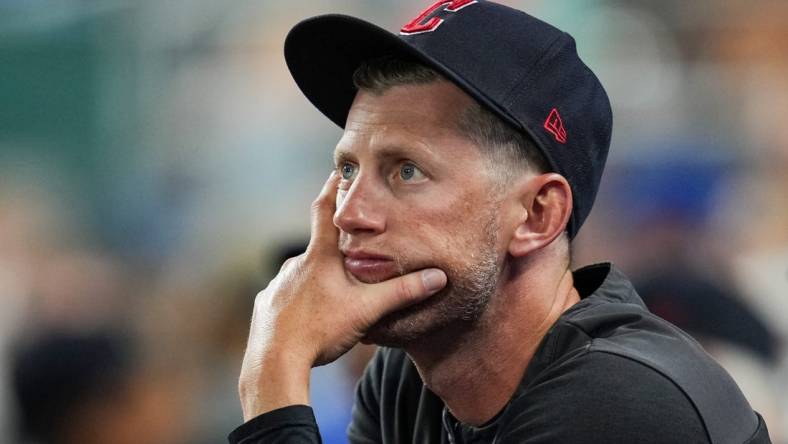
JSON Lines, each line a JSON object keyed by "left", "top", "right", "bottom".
{"left": 342, "top": 250, "right": 398, "bottom": 283}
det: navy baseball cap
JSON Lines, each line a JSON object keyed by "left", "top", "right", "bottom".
{"left": 284, "top": 0, "right": 612, "bottom": 239}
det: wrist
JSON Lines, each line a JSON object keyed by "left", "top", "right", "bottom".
{"left": 239, "top": 354, "right": 311, "bottom": 421}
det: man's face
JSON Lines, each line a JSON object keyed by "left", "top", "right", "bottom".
{"left": 333, "top": 80, "right": 508, "bottom": 347}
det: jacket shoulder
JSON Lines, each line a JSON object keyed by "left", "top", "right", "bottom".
{"left": 499, "top": 349, "right": 710, "bottom": 443}
{"left": 550, "top": 296, "right": 761, "bottom": 444}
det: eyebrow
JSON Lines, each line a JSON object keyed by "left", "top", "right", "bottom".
{"left": 333, "top": 144, "right": 432, "bottom": 165}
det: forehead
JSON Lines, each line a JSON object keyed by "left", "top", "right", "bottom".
{"left": 335, "top": 81, "right": 478, "bottom": 158}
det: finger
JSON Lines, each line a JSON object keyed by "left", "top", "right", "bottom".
{"left": 360, "top": 268, "right": 447, "bottom": 322}
{"left": 308, "top": 171, "right": 341, "bottom": 254}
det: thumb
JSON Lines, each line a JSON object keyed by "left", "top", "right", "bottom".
{"left": 360, "top": 269, "right": 447, "bottom": 322}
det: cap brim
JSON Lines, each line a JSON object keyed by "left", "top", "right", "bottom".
{"left": 284, "top": 14, "right": 520, "bottom": 130}
{"left": 284, "top": 15, "right": 409, "bottom": 128}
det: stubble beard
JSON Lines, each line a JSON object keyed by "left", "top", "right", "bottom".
{"left": 362, "top": 211, "right": 501, "bottom": 348}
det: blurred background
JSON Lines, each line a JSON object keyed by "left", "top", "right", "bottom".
{"left": 0, "top": 0, "right": 786, "bottom": 443}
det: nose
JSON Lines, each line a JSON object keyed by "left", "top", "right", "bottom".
{"left": 333, "top": 176, "right": 386, "bottom": 235}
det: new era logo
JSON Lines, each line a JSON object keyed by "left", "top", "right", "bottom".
{"left": 544, "top": 108, "right": 567, "bottom": 144}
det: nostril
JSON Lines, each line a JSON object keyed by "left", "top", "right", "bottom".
{"left": 334, "top": 204, "right": 385, "bottom": 235}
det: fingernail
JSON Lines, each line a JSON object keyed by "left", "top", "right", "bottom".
{"left": 421, "top": 269, "right": 446, "bottom": 293}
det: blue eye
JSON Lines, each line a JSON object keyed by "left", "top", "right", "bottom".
{"left": 399, "top": 163, "right": 423, "bottom": 181}
{"left": 341, "top": 163, "right": 356, "bottom": 180}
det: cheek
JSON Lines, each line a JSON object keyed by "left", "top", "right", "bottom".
{"left": 398, "top": 193, "right": 482, "bottom": 249}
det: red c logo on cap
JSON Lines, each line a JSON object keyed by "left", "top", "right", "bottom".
{"left": 400, "top": 0, "right": 478, "bottom": 35}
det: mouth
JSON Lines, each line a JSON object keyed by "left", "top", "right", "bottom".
{"left": 342, "top": 250, "right": 399, "bottom": 283}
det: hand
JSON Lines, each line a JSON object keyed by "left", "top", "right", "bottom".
{"left": 238, "top": 172, "right": 447, "bottom": 420}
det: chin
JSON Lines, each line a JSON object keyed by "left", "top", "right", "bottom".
{"left": 362, "top": 286, "right": 448, "bottom": 347}
{"left": 362, "top": 283, "right": 487, "bottom": 348}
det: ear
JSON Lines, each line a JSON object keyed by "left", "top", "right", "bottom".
{"left": 508, "top": 173, "right": 572, "bottom": 257}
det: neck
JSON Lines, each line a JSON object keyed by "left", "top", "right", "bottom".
{"left": 404, "top": 258, "right": 580, "bottom": 426}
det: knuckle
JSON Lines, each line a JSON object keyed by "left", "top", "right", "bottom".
{"left": 302, "top": 245, "right": 320, "bottom": 261}
{"left": 254, "top": 287, "right": 267, "bottom": 299}
{"left": 311, "top": 194, "right": 329, "bottom": 212}
{"left": 397, "top": 277, "right": 415, "bottom": 301}
{"left": 282, "top": 253, "right": 307, "bottom": 270}
{"left": 281, "top": 256, "right": 296, "bottom": 269}
{"left": 253, "top": 289, "right": 268, "bottom": 307}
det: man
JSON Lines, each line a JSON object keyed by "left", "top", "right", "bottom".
{"left": 230, "top": 1, "right": 771, "bottom": 443}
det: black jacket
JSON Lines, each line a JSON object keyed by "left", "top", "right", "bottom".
{"left": 229, "top": 263, "right": 771, "bottom": 443}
